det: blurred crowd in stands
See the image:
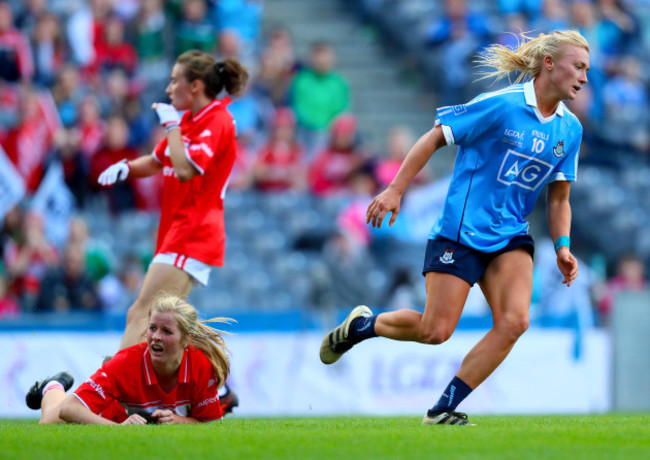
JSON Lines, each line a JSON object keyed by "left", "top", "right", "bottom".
{"left": 0, "top": 0, "right": 647, "bottom": 329}
{"left": 361, "top": 0, "right": 649, "bottom": 161}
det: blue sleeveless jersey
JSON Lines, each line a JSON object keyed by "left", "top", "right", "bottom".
{"left": 431, "top": 80, "right": 582, "bottom": 252}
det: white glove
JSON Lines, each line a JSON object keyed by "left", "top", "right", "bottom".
{"left": 98, "top": 159, "right": 129, "bottom": 186}
{"left": 152, "top": 103, "right": 181, "bottom": 131}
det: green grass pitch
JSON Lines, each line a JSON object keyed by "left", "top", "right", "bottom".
{"left": 1, "top": 415, "right": 648, "bottom": 459}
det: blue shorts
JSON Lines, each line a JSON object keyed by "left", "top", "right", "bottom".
{"left": 422, "top": 235, "right": 535, "bottom": 286}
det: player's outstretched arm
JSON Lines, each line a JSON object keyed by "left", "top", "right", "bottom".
{"left": 97, "top": 159, "right": 130, "bottom": 186}
{"left": 97, "top": 156, "right": 162, "bottom": 186}
{"left": 366, "top": 125, "right": 446, "bottom": 228}
{"left": 128, "top": 155, "right": 163, "bottom": 178}
{"left": 546, "top": 180, "right": 579, "bottom": 286}
{"left": 58, "top": 395, "right": 121, "bottom": 425}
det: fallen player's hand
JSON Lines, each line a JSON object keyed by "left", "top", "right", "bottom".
{"left": 121, "top": 414, "right": 147, "bottom": 425}
{"left": 152, "top": 409, "right": 175, "bottom": 425}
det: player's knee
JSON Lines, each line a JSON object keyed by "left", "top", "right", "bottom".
{"left": 496, "top": 312, "right": 529, "bottom": 339}
{"left": 53, "top": 400, "right": 71, "bottom": 424}
{"left": 125, "top": 300, "right": 150, "bottom": 324}
{"left": 57, "top": 398, "right": 81, "bottom": 424}
{"left": 419, "top": 326, "right": 453, "bottom": 345}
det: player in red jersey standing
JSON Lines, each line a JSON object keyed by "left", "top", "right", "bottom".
{"left": 97, "top": 50, "right": 248, "bottom": 351}
{"left": 26, "top": 295, "right": 230, "bottom": 424}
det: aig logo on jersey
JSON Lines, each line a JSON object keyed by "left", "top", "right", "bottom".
{"left": 497, "top": 150, "right": 553, "bottom": 191}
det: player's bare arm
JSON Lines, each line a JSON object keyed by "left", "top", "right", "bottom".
{"left": 165, "top": 128, "right": 199, "bottom": 181}
{"left": 58, "top": 395, "right": 120, "bottom": 425}
{"left": 127, "top": 155, "right": 163, "bottom": 178}
{"left": 151, "top": 102, "right": 198, "bottom": 181}
{"left": 547, "top": 180, "right": 579, "bottom": 286}
{"left": 367, "top": 125, "right": 446, "bottom": 228}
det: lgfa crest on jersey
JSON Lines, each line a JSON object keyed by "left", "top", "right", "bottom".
{"left": 553, "top": 140, "right": 565, "bottom": 158}
{"left": 439, "top": 249, "right": 455, "bottom": 264}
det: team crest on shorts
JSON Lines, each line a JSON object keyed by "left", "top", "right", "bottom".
{"left": 553, "top": 140, "right": 565, "bottom": 158}
{"left": 439, "top": 249, "right": 455, "bottom": 264}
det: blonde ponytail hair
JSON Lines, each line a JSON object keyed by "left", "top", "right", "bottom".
{"left": 151, "top": 294, "right": 233, "bottom": 387}
{"left": 475, "top": 30, "right": 589, "bottom": 84}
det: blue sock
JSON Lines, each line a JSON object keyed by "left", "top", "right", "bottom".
{"left": 429, "top": 376, "right": 473, "bottom": 413}
{"left": 348, "top": 315, "right": 377, "bottom": 343}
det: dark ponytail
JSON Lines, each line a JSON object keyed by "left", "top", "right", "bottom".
{"left": 214, "top": 58, "right": 248, "bottom": 96}
{"left": 177, "top": 51, "right": 249, "bottom": 99}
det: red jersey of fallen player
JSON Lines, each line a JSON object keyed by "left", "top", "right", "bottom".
{"left": 73, "top": 342, "right": 222, "bottom": 423}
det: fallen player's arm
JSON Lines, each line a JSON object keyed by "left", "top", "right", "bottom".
{"left": 58, "top": 395, "right": 119, "bottom": 425}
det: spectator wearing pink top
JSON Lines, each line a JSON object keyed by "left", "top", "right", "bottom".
{"left": 374, "top": 126, "right": 422, "bottom": 188}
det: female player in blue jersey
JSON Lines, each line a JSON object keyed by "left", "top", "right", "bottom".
{"left": 320, "top": 30, "right": 589, "bottom": 426}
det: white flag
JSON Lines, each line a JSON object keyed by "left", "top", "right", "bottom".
{"left": 30, "top": 161, "right": 76, "bottom": 249}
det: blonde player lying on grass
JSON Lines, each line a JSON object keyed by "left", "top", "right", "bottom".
{"left": 26, "top": 295, "right": 232, "bottom": 424}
